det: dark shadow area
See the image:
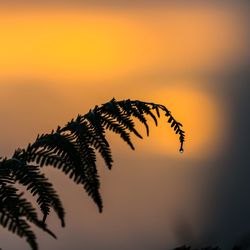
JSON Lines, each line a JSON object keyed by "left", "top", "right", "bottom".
{"left": 168, "top": 64, "right": 250, "bottom": 249}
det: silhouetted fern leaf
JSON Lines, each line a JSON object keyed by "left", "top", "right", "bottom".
{"left": 84, "top": 111, "right": 113, "bottom": 168}
{"left": 92, "top": 110, "right": 136, "bottom": 150}
{"left": 28, "top": 125, "right": 103, "bottom": 212}
{"left": 0, "top": 98, "right": 185, "bottom": 250}
{"left": 0, "top": 184, "right": 55, "bottom": 250}
{"left": 101, "top": 98, "right": 143, "bottom": 140}
{"left": 2, "top": 152, "right": 65, "bottom": 227}
{"left": 0, "top": 208, "right": 38, "bottom": 250}
{"left": 118, "top": 99, "right": 150, "bottom": 136}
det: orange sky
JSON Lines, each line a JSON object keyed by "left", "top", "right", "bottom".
{"left": 0, "top": 3, "right": 249, "bottom": 250}
{"left": 0, "top": 5, "right": 247, "bottom": 82}
{"left": 0, "top": 4, "right": 246, "bottom": 157}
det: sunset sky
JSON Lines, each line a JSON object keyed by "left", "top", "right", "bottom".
{"left": 0, "top": 2, "right": 249, "bottom": 250}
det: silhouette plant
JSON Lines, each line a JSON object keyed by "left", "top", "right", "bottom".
{"left": 0, "top": 98, "right": 185, "bottom": 250}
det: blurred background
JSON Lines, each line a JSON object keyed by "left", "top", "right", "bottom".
{"left": 0, "top": 1, "right": 249, "bottom": 249}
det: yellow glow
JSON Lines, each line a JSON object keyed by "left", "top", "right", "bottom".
{"left": 143, "top": 84, "right": 224, "bottom": 159}
{"left": 0, "top": 6, "right": 239, "bottom": 159}
{"left": 0, "top": 7, "right": 246, "bottom": 82}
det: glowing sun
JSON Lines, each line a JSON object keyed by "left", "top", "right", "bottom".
{"left": 142, "top": 84, "right": 225, "bottom": 160}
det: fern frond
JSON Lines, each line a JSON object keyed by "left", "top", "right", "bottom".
{"left": 120, "top": 100, "right": 185, "bottom": 152}
{"left": 0, "top": 184, "right": 56, "bottom": 250}
{"left": 27, "top": 146, "right": 72, "bottom": 172}
{"left": 100, "top": 98, "right": 143, "bottom": 139}
{"left": 0, "top": 208, "right": 38, "bottom": 250}
{"left": 3, "top": 152, "right": 65, "bottom": 227}
{"left": 60, "top": 118, "right": 103, "bottom": 211}
{"left": 28, "top": 127, "right": 103, "bottom": 212}
{"left": 153, "top": 103, "right": 185, "bottom": 152}
{"left": 0, "top": 161, "right": 13, "bottom": 184}
{"left": 30, "top": 132, "right": 85, "bottom": 181}
{"left": 24, "top": 99, "right": 184, "bottom": 217}
{"left": 0, "top": 97, "right": 185, "bottom": 250}
{"left": 96, "top": 112, "right": 135, "bottom": 150}
{"left": 132, "top": 101, "right": 158, "bottom": 126}
{"left": 118, "top": 99, "right": 150, "bottom": 136}
{"left": 100, "top": 99, "right": 185, "bottom": 152}
{"left": 84, "top": 110, "right": 113, "bottom": 168}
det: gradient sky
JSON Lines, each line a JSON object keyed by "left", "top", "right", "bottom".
{"left": 0, "top": 2, "right": 249, "bottom": 250}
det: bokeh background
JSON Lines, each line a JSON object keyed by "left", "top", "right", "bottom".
{"left": 0, "top": 1, "right": 249, "bottom": 249}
